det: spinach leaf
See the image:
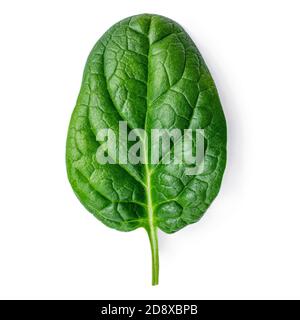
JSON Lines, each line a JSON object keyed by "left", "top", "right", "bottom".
{"left": 66, "top": 14, "right": 227, "bottom": 285}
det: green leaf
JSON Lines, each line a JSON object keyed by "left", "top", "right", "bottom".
{"left": 66, "top": 14, "right": 227, "bottom": 285}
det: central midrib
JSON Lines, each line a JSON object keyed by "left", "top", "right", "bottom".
{"left": 144, "top": 17, "right": 155, "bottom": 233}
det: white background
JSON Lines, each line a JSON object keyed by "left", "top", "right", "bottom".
{"left": 0, "top": 0, "right": 300, "bottom": 300}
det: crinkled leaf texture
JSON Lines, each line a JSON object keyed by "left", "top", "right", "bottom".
{"left": 66, "top": 14, "right": 227, "bottom": 285}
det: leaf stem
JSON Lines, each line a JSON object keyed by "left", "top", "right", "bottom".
{"left": 147, "top": 226, "right": 159, "bottom": 286}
